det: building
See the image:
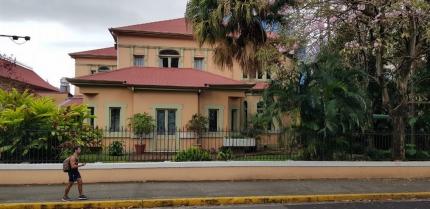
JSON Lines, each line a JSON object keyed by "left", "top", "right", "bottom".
{"left": 67, "top": 18, "right": 272, "bottom": 132}
{"left": 0, "top": 57, "right": 69, "bottom": 104}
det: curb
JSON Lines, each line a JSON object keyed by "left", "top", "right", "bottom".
{"left": 1, "top": 192, "right": 430, "bottom": 209}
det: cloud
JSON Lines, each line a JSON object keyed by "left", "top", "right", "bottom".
{"left": 0, "top": 0, "right": 188, "bottom": 90}
{"left": 0, "top": 0, "right": 188, "bottom": 32}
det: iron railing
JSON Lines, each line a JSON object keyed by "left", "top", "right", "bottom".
{"left": 1, "top": 128, "right": 430, "bottom": 163}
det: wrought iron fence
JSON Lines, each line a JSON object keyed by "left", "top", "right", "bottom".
{"left": 1, "top": 128, "right": 430, "bottom": 163}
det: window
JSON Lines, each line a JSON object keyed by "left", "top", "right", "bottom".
{"left": 109, "top": 107, "right": 121, "bottom": 132}
{"left": 257, "top": 70, "right": 264, "bottom": 79}
{"left": 159, "top": 49, "right": 180, "bottom": 68}
{"left": 257, "top": 101, "right": 264, "bottom": 114}
{"left": 208, "top": 109, "right": 218, "bottom": 132}
{"left": 243, "top": 71, "right": 248, "bottom": 79}
{"left": 231, "top": 109, "right": 238, "bottom": 131}
{"left": 194, "top": 57, "right": 204, "bottom": 70}
{"left": 98, "top": 66, "right": 110, "bottom": 72}
{"left": 266, "top": 71, "right": 271, "bottom": 80}
{"left": 243, "top": 101, "right": 248, "bottom": 128}
{"left": 157, "top": 109, "right": 177, "bottom": 134}
{"left": 256, "top": 101, "right": 272, "bottom": 130}
{"left": 88, "top": 107, "right": 95, "bottom": 128}
{"left": 134, "top": 55, "right": 144, "bottom": 66}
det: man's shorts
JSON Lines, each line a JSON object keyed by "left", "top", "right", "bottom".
{"left": 68, "top": 169, "right": 81, "bottom": 182}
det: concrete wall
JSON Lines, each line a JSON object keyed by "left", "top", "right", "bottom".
{"left": 2, "top": 161, "right": 430, "bottom": 185}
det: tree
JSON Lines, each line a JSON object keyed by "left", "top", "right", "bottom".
{"left": 186, "top": 114, "right": 209, "bottom": 145}
{"left": 0, "top": 89, "right": 99, "bottom": 162}
{"left": 185, "top": 0, "right": 296, "bottom": 72}
{"left": 312, "top": 0, "right": 430, "bottom": 160}
{"left": 187, "top": 0, "right": 430, "bottom": 160}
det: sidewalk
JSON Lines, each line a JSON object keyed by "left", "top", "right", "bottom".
{"left": 1, "top": 179, "right": 430, "bottom": 203}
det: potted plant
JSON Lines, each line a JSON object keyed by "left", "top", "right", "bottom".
{"left": 186, "top": 114, "right": 208, "bottom": 146}
{"left": 130, "top": 113, "right": 155, "bottom": 154}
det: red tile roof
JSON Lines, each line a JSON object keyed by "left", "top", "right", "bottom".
{"left": 60, "top": 96, "right": 83, "bottom": 107}
{"left": 110, "top": 18, "right": 192, "bottom": 38}
{"left": 69, "top": 47, "right": 117, "bottom": 59}
{"left": 0, "top": 58, "right": 60, "bottom": 92}
{"left": 68, "top": 67, "right": 254, "bottom": 89}
{"left": 252, "top": 82, "right": 269, "bottom": 90}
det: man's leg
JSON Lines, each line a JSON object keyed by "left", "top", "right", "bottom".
{"left": 64, "top": 182, "right": 73, "bottom": 197}
{"left": 77, "top": 178, "right": 83, "bottom": 196}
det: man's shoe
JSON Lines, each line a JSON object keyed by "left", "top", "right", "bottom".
{"left": 62, "top": 196, "right": 71, "bottom": 201}
{"left": 78, "top": 195, "right": 88, "bottom": 200}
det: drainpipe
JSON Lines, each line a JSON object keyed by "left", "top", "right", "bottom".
{"left": 197, "top": 89, "right": 201, "bottom": 115}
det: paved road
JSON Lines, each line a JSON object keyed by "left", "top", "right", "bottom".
{"left": 150, "top": 200, "right": 430, "bottom": 209}
{"left": 1, "top": 179, "right": 430, "bottom": 203}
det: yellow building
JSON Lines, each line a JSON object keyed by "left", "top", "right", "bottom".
{"left": 67, "top": 18, "right": 271, "bottom": 132}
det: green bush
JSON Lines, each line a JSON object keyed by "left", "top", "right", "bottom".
{"left": 217, "top": 148, "right": 233, "bottom": 161}
{"left": 175, "top": 147, "right": 211, "bottom": 161}
{"left": 108, "top": 141, "right": 124, "bottom": 156}
{"left": 366, "top": 148, "right": 391, "bottom": 161}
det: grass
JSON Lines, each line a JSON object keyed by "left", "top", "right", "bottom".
{"left": 80, "top": 153, "right": 130, "bottom": 163}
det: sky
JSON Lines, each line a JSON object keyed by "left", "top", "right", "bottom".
{"left": 0, "top": 0, "right": 188, "bottom": 90}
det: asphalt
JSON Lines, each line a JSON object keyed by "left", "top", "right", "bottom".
{"left": 1, "top": 179, "right": 430, "bottom": 203}
{"left": 149, "top": 200, "right": 430, "bottom": 209}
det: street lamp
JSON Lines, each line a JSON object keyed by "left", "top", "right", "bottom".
{"left": 0, "top": 34, "right": 31, "bottom": 44}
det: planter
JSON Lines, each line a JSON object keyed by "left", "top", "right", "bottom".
{"left": 134, "top": 144, "right": 146, "bottom": 154}
{"left": 223, "top": 138, "right": 256, "bottom": 147}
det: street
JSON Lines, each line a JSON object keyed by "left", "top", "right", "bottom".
{"left": 151, "top": 200, "right": 430, "bottom": 209}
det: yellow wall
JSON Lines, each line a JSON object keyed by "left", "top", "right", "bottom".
{"left": 74, "top": 57, "right": 117, "bottom": 94}
{"left": 37, "top": 92, "right": 69, "bottom": 105}
{"left": 116, "top": 35, "right": 240, "bottom": 80}
{"left": 79, "top": 86, "right": 249, "bottom": 130}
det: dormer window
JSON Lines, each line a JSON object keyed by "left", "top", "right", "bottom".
{"left": 194, "top": 57, "right": 204, "bottom": 70}
{"left": 159, "top": 49, "right": 179, "bottom": 68}
{"left": 98, "top": 66, "right": 110, "bottom": 72}
{"left": 134, "top": 55, "right": 144, "bottom": 66}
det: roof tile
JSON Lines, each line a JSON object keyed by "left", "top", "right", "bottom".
{"left": 69, "top": 47, "right": 116, "bottom": 58}
{"left": 0, "top": 58, "right": 60, "bottom": 92}
{"left": 111, "top": 18, "right": 192, "bottom": 36}
{"left": 70, "top": 67, "right": 252, "bottom": 89}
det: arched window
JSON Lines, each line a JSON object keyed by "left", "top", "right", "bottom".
{"left": 97, "top": 66, "right": 110, "bottom": 72}
{"left": 159, "top": 49, "right": 180, "bottom": 68}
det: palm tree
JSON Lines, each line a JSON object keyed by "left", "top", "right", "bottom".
{"left": 185, "top": 0, "right": 293, "bottom": 72}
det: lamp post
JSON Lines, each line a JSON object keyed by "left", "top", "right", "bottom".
{"left": 0, "top": 34, "right": 30, "bottom": 44}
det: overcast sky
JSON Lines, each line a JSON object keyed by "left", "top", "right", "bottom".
{"left": 0, "top": 0, "right": 188, "bottom": 90}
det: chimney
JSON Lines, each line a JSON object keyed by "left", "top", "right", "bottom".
{"left": 60, "top": 77, "right": 70, "bottom": 94}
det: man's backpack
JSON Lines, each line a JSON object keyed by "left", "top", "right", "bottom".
{"left": 63, "top": 157, "right": 71, "bottom": 172}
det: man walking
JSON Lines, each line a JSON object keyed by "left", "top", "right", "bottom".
{"left": 63, "top": 146, "right": 88, "bottom": 201}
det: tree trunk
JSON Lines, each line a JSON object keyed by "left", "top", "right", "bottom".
{"left": 391, "top": 113, "right": 406, "bottom": 160}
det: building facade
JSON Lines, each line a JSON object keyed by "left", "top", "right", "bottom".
{"left": 68, "top": 18, "right": 272, "bottom": 133}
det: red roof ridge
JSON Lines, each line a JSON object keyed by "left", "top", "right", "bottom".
{"left": 112, "top": 17, "right": 186, "bottom": 30}
{"left": 69, "top": 46, "right": 117, "bottom": 58}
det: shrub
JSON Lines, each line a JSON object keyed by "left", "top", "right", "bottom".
{"left": 108, "top": 141, "right": 124, "bottom": 156}
{"left": 366, "top": 148, "right": 391, "bottom": 161}
{"left": 175, "top": 147, "right": 211, "bottom": 161}
{"left": 217, "top": 148, "right": 233, "bottom": 161}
